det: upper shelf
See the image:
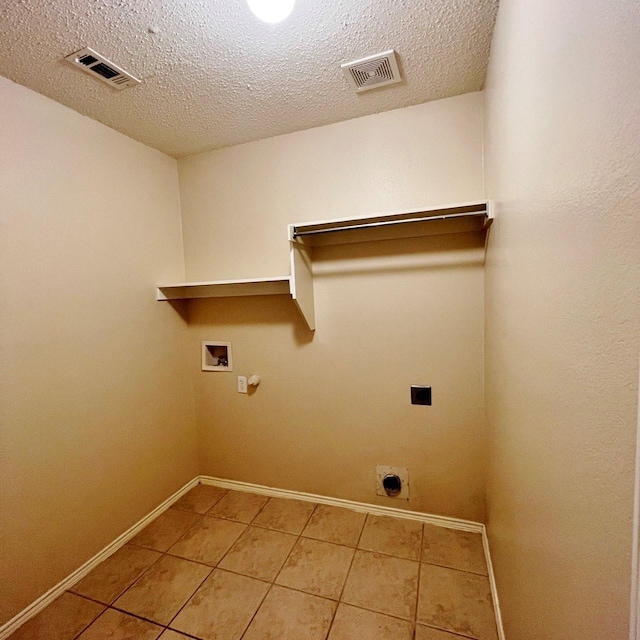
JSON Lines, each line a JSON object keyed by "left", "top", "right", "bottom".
{"left": 157, "top": 276, "right": 291, "bottom": 301}
{"left": 288, "top": 201, "right": 492, "bottom": 247}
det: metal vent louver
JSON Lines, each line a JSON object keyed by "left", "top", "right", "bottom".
{"left": 64, "top": 47, "right": 141, "bottom": 90}
{"left": 341, "top": 50, "right": 402, "bottom": 93}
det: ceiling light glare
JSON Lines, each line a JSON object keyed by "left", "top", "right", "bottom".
{"left": 247, "top": 0, "right": 295, "bottom": 23}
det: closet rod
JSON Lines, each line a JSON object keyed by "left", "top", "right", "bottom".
{"left": 292, "top": 210, "right": 488, "bottom": 238}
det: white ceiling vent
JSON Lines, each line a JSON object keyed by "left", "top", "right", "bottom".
{"left": 64, "top": 47, "right": 141, "bottom": 90}
{"left": 341, "top": 50, "right": 402, "bottom": 93}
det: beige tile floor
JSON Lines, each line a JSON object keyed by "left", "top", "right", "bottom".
{"left": 9, "top": 484, "right": 498, "bottom": 640}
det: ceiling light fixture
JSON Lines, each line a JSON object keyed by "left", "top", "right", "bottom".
{"left": 247, "top": 0, "right": 294, "bottom": 23}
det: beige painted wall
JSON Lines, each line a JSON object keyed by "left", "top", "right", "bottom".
{"left": 483, "top": 0, "right": 640, "bottom": 637}
{"left": 0, "top": 77, "right": 198, "bottom": 625}
{"left": 179, "top": 93, "right": 488, "bottom": 520}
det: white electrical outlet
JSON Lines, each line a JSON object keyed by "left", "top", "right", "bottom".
{"left": 375, "top": 465, "right": 409, "bottom": 500}
{"left": 237, "top": 376, "right": 247, "bottom": 393}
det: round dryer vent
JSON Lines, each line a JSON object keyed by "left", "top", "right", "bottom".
{"left": 382, "top": 473, "right": 402, "bottom": 497}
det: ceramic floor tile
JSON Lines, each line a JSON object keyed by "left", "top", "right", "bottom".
{"left": 327, "top": 603, "right": 413, "bottom": 640}
{"left": 8, "top": 592, "right": 104, "bottom": 640}
{"left": 301, "top": 504, "right": 366, "bottom": 547}
{"left": 168, "top": 516, "right": 246, "bottom": 566}
{"left": 358, "top": 514, "right": 423, "bottom": 561}
{"left": 422, "top": 525, "right": 487, "bottom": 575}
{"left": 219, "top": 526, "right": 297, "bottom": 581}
{"left": 207, "top": 491, "right": 269, "bottom": 523}
{"left": 77, "top": 608, "right": 163, "bottom": 639}
{"left": 416, "top": 624, "right": 470, "bottom": 639}
{"left": 170, "top": 569, "right": 269, "bottom": 640}
{"left": 173, "top": 485, "right": 228, "bottom": 514}
{"left": 251, "top": 497, "right": 316, "bottom": 534}
{"left": 417, "top": 564, "right": 497, "bottom": 640}
{"left": 341, "top": 550, "right": 419, "bottom": 620}
{"left": 159, "top": 632, "right": 191, "bottom": 639}
{"left": 70, "top": 545, "right": 161, "bottom": 604}
{"left": 242, "top": 585, "right": 336, "bottom": 640}
{"left": 130, "top": 509, "right": 201, "bottom": 552}
{"left": 113, "top": 555, "right": 211, "bottom": 625}
{"left": 275, "top": 537, "right": 354, "bottom": 600}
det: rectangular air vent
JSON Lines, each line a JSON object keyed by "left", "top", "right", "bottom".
{"left": 64, "top": 47, "right": 141, "bottom": 90}
{"left": 341, "top": 50, "right": 401, "bottom": 93}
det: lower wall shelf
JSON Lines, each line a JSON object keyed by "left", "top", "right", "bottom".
{"left": 156, "top": 275, "right": 316, "bottom": 331}
{"left": 156, "top": 276, "right": 291, "bottom": 301}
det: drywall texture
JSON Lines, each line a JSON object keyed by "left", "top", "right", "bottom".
{"left": 180, "top": 93, "right": 488, "bottom": 521}
{"left": 0, "top": 0, "right": 497, "bottom": 157}
{"left": 483, "top": 0, "right": 640, "bottom": 638}
{"left": 0, "top": 77, "right": 197, "bottom": 626}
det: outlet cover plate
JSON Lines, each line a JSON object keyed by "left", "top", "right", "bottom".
{"left": 375, "top": 465, "right": 409, "bottom": 500}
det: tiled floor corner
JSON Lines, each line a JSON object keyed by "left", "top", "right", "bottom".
{"left": 8, "top": 485, "right": 498, "bottom": 640}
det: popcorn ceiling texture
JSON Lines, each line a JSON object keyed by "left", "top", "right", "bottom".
{"left": 0, "top": 0, "right": 498, "bottom": 157}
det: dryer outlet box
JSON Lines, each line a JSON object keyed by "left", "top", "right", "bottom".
{"left": 375, "top": 465, "right": 409, "bottom": 500}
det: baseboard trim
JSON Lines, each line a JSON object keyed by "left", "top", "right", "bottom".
{"left": 2, "top": 475, "right": 506, "bottom": 640}
{"left": 482, "top": 526, "right": 506, "bottom": 640}
{"left": 0, "top": 476, "right": 198, "bottom": 640}
{"left": 198, "top": 475, "right": 484, "bottom": 532}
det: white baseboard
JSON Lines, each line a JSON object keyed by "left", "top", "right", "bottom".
{"left": 198, "top": 475, "right": 484, "bottom": 533}
{"left": 0, "top": 476, "right": 198, "bottom": 640}
{"left": 482, "top": 526, "right": 507, "bottom": 640}
{"left": 2, "top": 474, "right": 506, "bottom": 640}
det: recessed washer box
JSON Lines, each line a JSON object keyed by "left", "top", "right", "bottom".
{"left": 202, "top": 341, "right": 233, "bottom": 371}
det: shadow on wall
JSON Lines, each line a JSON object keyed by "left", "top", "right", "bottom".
{"left": 182, "top": 230, "right": 487, "bottom": 346}
{"left": 186, "top": 294, "right": 313, "bottom": 346}
{"left": 312, "top": 231, "right": 487, "bottom": 278}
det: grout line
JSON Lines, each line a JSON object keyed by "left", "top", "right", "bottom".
{"left": 419, "top": 560, "right": 490, "bottom": 577}
{"left": 67, "top": 592, "right": 110, "bottom": 608}
{"left": 95, "top": 603, "right": 166, "bottom": 632}
{"left": 165, "top": 563, "right": 214, "bottom": 632}
{"left": 354, "top": 512, "right": 368, "bottom": 548}
{"left": 333, "top": 601, "right": 420, "bottom": 625}
{"left": 69, "top": 605, "right": 109, "bottom": 640}
{"left": 114, "top": 516, "right": 208, "bottom": 610}
{"left": 249, "top": 494, "right": 272, "bottom": 521}
{"left": 173, "top": 486, "right": 229, "bottom": 516}
{"left": 419, "top": 622, "right": 479, "bottom": 639}
{"left": 202, "top": 489, "right": 230, "bottom": 515}
{"left": 238, "top": 583, "right": 274, "bottom": 640}
{"left": 327, "top": 511, "right": 370, "bottom": 636}
{"left": 69, "top": 544, "right": 166, "bottom": 606}
{"left": 212, "top": 565, "right": 272, "bottom": 586}
{"left": 236, "top": 501, "right": 301, "bottom": 640}
{"left": 271, "top": 515, "right": 308, "bottom": 585}
{"left": 414, "top": 522, "right": 425, "bottom": 625}
{"left": 323, "top": 511, "right": 367, "bottom": 639}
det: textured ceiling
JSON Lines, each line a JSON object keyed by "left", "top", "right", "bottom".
{"left": 0, "top": 0, "right": 498, "bottom": 157}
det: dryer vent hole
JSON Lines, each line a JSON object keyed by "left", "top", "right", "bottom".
{"left": 382, "top": 474, "right": 402, "bottom": 497}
